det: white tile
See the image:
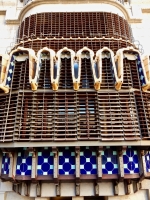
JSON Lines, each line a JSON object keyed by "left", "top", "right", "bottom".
{"left": 65, "top": 158, "right": 69, "bottom": 162}
{"left": 38, "top": 152, "right": 42, "bottom": 156}
{"left": 18, "top": 152, "right": 21, "bottom": 156}
{"left": 86, "top": 171, "right": 91, "bottom": 174}
{"left": 124, "top": 164, "right": 127, "bottom": 168}
{"left": 37, "top": 165, "right": 41, "bottom": 169}
{"left": 44, "top": 158, "right": 48, "bottom": 163}
{"left": 28, "top": 166, "right": 31, "bottom": 170}
{"left": 71, "top": 152, "right": 75, "bottom": 156}
{"left": 80, "top": 165, "right": 84, "bottom": 169}
{"left": 107, "top": 157, "right": 111, "bottom": 162}
{"left": 71, "top": 165, "right": 75, "bottom": 169}
{"left": 114, "top": 164, "right": 118, "bottom": 169}
{"left": 22, "top": 159, "right": 26, "bottom": 163}
{"left": 17, "top": 165, "right": 20, "bottom": 170}
{"left": 92, "top": 164, "right": 96, "bottom": 169}
{"left": 50, "top": 165, "right": 54, "bottom": 169}
{"left": 129, "top": 157, "right": 133, "bottom": 162}
{"left": 59, "top": 165, "right": 63, "bottom": 169}
{"left": 102, "top": 164, "right": 105, "bottom": 169}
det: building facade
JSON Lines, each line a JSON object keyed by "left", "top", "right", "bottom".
{"left": 0, "top": 0, "right": 150, "bottom": 200}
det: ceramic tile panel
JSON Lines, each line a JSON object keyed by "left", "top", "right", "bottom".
{"left": 123, "top": 147, "right": 139, "bottom": 174}
{"left": 102, "top": 146, "right": 118, "bottom": 175}
{"left": 145, "top": 151, "right": 150, "bottom": 172}
{"left": 1, "top": 153, "right": 10, "bottom": 175}
{"left": 80, "top": 147, "right": 97, "bottom": 175}
{"left": 16, "top": 149, "right": 32, "bottom": 176}
{"left": 37, "top": 147, "right": 54, "bottom": 175}
{"left": 59, "top": 147, "right": 75, "bottom": 175}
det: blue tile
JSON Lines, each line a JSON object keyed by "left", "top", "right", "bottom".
{"left": 16, "top": 150, "right": 32, "bottom": 176}
{"left": 102, "top": 147, "right": 118, "bottom": 175}
{"left": 59, "top": 147, "right": 75, "bottom": 175}
{"left": 37, "top": 148, "right": 54, "bottom": 175}
{"left": 1, "top": 153, "right": 10, "bottom": 175}
{"left": 123, "top": 148, "right": 139, "bottom": 174}
{"left": 80, "top": 147, "right": 97, "bottom": 175}
{"left": 145, "top": 151, "right": 150, "bottom": 172}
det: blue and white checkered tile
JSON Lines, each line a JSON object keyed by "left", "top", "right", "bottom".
{"left": 123, "top": 147, "right": 139, "bottom": 174}
{"left": 102, "top": 146, "right": 118, "bottom": 175}
{"left": 5, "top": 55, "right": 15, "bottom": 87}
{"left": 37, "top": 147, "right": 54, "bottom": 175}
{"left": 1, "top": 153, "right": 10, "bottom": 175}
{"left": 80, "top": 147, "right": 97, "bottom": 175}
{"left": 137, "top": 55, "right": 146, "bottom": 87}
{"left": 145, "top": 151, "right": 150, "bottom": 172}
{"left": 16, "top": 150, "right": 32, "bottom": 176}
{"left": 59, "top": 147, "right": 75, "bottom": 175}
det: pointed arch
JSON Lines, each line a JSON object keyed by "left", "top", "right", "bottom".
{"left": 31, "top": 47, "right": 55, "bottom": 91}
{"left": 53, "top": 47, "right": 75, "bottom": 91}
{"left": 0, "top": 47, "right": 36, "bottom": 93}
{"left": 76, "top": 47, "right": 94, "bottom": 90}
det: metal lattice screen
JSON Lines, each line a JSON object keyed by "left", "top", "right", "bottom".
{"left": 0, "top": 12, "right": 149, "bottom": 143}
{"left": 18, "top": 12, "right": 133, "bottom": 42}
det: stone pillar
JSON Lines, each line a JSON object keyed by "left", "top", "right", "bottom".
{"left": 0, "top": 192, "right": 6, "bottom": 200}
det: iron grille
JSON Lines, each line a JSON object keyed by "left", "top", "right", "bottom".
{"left": 17, "top": 12, "right": 133, "bottom": 42}
{"left": 0, "top": 91, "right": 143, "bottom": 142}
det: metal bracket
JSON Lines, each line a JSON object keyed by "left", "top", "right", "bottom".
{"left": 95, "top": 183, "right": 99, "bottom": 196}
{"left": 76, "top": 183, "right": 80, "bottom": 196}
{"left": 56, "top": 184, "right": 60, "bottom": 196}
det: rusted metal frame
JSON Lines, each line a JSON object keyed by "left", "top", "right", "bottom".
{"left": 17, "top": 39, "right": 135, "bottom": 55}
{"left": 125, "top": 94, "right": 134, "bottom": 139}
{"left": 132, "top": 91, "right": 142, "bottom": 139}
{"left": 107, "top": 92, "right": 114, "bottom": 140}
{"left": 134, "top": 92, "right": 149, "bottom": 138}
{"left": 18, "top": 12, "right": 132, "bottom": 42}
{"left": 22, "top": 98, "right": 28, "bottom": 138}
{"left": 117, "top": 14, "right": 121, "bottom": 38}
{"left": 54, "top": 93, "right": 58, "bottom": 140}
{"left": 43, "top": 98, "right": 48, "bottom": 137}
{"left": 117, "top": 93, "right": 124, "bottom": 140}
{"left": 123, "top": 59, "right": 132, "bottom": 88}
{"left": 30, "top": 93, "right": 37, "bottom": 140}
{"left": 85, "top": 95, "right": 90, "bottom": 138}
{"left": 65, "top": 96, "right": 68, "bottom": 138}
{"left": 122, "top": 18, "right": 127, "bottom": 40}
